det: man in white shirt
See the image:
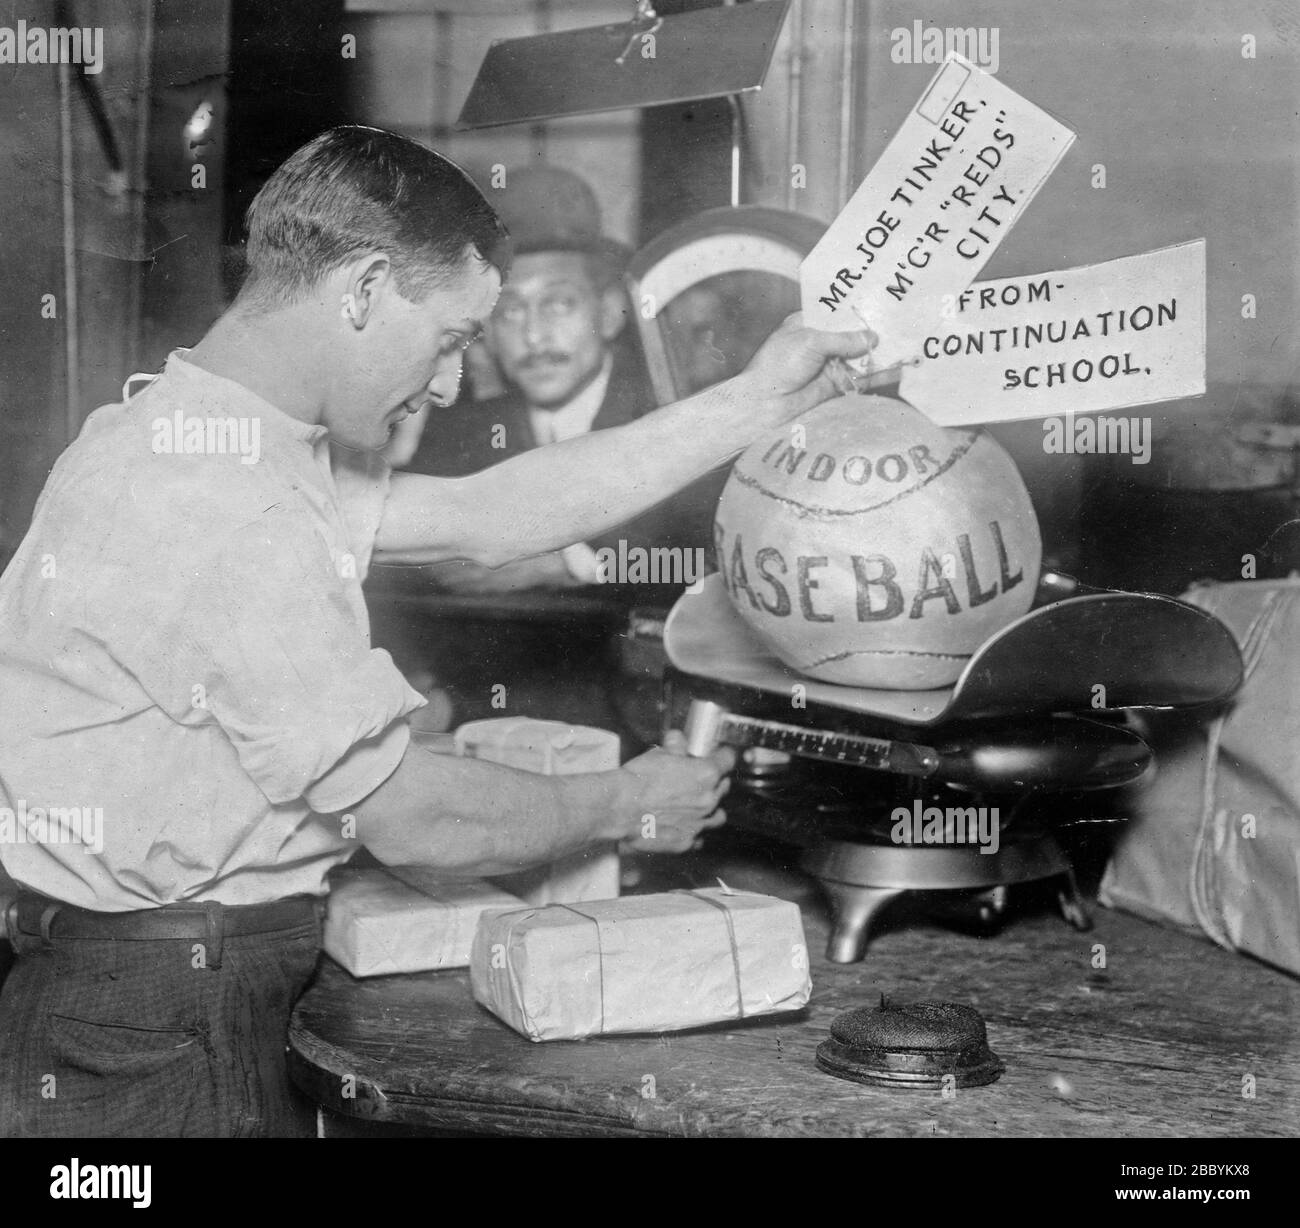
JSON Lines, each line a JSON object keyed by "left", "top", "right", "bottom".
{"left": 0, "top": 127, "right": 874, "bottom": 1137}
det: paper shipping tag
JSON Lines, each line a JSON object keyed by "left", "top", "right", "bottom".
{"left": 898, "top": 240, "right": 1207, "bottom": 426}
{"left": 800, "top": 52, "right": 1075, "bottom": 370}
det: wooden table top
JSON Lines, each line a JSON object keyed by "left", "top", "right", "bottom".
{"left": 288, "top": 879, "right": 1300, "bottom": 1138}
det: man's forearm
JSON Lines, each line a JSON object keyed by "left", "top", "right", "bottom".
{"left": 468, "top": 377, "right": 759, "bottom": 560}
{"left": 349, "top": 734, "right": 630, "bottom": 874}
{"left": 379, "top": 374, "right": 763, "bottom": 567}
{"left": 374, "top": 316, "right": 875, "bottom": 567}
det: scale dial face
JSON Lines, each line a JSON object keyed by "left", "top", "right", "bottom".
{"left": 625, "top": 206, "right": 825, "bottom": 406}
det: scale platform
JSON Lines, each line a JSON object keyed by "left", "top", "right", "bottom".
{"left": 662, "top": 574, "right": 1244, "bottom": 961}
{"left": 665, "top": 574, "right": 1242, "bottom": 727}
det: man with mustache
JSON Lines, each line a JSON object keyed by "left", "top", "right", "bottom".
{"left": 407, "top": 166, "right": 724, "bottom": 601}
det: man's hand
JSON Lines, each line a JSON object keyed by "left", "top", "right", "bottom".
{"left": 615, "top": 730, "right": 733, "bottom": 854}
{"left": 351, "top": 727, "right": 728, "bottom": 874}
{"left": 732, "top": 311, "right": 877, "bottom": 431}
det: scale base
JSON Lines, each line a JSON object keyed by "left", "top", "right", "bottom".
{"left": 802, "top": 833, "right": 1091, "bottom": 963}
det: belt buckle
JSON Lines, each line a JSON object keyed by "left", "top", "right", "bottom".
{"left": 5, "top": 894, "right": 64, "bottom": 945}
{"left": 38, "top": 904, "right": 60, "bottom": 944}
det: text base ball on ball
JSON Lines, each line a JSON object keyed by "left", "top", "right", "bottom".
{"left": 714, "top": 394, "right": 1042, "bottom": 690}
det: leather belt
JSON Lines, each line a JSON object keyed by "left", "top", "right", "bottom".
{"left": 6, "top": 893, "right": 322, "bottom": 943}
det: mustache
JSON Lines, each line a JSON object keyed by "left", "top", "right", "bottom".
{"left": 516, "top": 352, "right": 572, "bottom": 370}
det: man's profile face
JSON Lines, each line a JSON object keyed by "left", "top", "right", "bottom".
{"left": 488, "top": 251, "right": 624, "bottom": 410}
{"left": 334, "top": 249, "right": 500, "bottom": 451}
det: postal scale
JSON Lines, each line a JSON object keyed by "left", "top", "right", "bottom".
{"left": 660, "top": 570, "right": 1244, "bottom": 963}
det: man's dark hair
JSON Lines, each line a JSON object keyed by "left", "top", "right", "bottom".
{"left": 238, "top": 126, "right": 509, "bottom": 309}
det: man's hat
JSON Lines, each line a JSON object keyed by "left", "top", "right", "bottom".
{"left": 490, "top": 164, "right": 632, "bottom": 273}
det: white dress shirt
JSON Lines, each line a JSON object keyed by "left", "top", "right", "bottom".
{"left": 527, "top": 354, "right": 613, "bottom": 445}
{"left": 528, "top": 356, "right": 614, "bottom": 583}
{"left": 0, "top": 352, "right": 424, "bottom": 909}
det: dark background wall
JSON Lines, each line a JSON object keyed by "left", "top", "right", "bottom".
{"left": 222, "top": 0, "right": 347, "bottom": 292}
{"left": 0, "top": 0, "right": 155, "bottom": 563}
{"left": 0, "top": 0, "right": 347, "bottom": 565}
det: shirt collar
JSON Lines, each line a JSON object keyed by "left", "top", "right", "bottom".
{"left": 161, "top": 349, "right": 330, "bottom": 449}
{"left": 529, "top": 353, "right": 614, "bottom": 445}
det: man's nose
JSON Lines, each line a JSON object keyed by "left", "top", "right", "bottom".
{"left": 521, "top": 303, "right": 552, "bottom": 349}
{"left": 426, "top": 352, "right": 464, "bottom": 407}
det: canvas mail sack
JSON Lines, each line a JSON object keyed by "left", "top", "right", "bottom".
{"left": 1100, "top": 578, "right": 1300, "bottom": 976}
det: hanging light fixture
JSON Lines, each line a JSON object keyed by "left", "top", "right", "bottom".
{"left": 456, "top": 0, "right": 791, "bottom": 130}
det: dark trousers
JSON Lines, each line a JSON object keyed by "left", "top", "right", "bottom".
{"left": 0, "top": 912, "right": 322, "bottom": 1138}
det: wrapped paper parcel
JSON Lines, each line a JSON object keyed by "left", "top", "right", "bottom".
{"left": 470, "top": 888, "right": 812, "bottom": 1041}
{"left": 454, "top": 717, "right": 622, "bottom": 905}
{"left": 324, "top": 865, "right": 523, "bottom": 977}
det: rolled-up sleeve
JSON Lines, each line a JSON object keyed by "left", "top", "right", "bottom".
{"left": 115, "top": 506, "right": 426, "bottom": 810}
{"left": 301, "top": 719, "right": 411, "bottom": 815}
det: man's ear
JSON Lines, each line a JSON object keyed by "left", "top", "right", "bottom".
{"left": 598, "top": 286, "right": 628, "bottom": 343}
{"left": 344, "top": 255, "right": 394, "bottom": 328}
